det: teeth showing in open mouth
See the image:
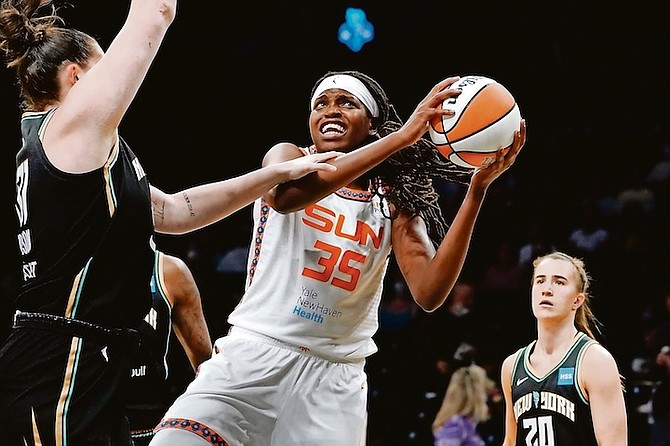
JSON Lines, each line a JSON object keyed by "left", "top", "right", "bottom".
{"left": 321, "top": 123, "right": 344, "bottom": 134}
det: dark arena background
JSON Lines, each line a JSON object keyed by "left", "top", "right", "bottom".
{"left": 1, "top": 2, "right": 668, "bottom": 444}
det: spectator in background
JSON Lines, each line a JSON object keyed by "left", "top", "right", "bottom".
{"left": 646, "top": 143, "right": 670, "bottom": 188}
{"left": 378, "top": 265, "right": 418, "bottom": 334}
{"left": 366, "top": 262, "right": 422, "bottom": 445}
{"left": 432, "top": 363, "right": 492, "bottom": 446}
{"left": 652, "top": 346, "right": 670, "bottom": 446}
{"left": 580, "top": 177, "right": 620, "bottom": 220}
{"left": 416, "top": 280, "right": 485, "bottom": 395}
{"left": 517, "top": 218, "right": 557, "bottom": 271}
{"left": 480, "top": 239, "right": 525, "bottom": 296}
{"left": 646, "top": 284, "right": 670, "bottom": 446}
{"left": 615, "top": 166, "right": 655, "bottom": 217}
{"left": 566, "top": 204, "right": 610, "bottom": 260}
{"left": 646, "top": 143, "right": 670, "bottom": 219}
{"left": 210, "top": 233, "right": 250, "bottom": 337}
{"left": 479, "top": 239, "right": 531, "bottom": 368}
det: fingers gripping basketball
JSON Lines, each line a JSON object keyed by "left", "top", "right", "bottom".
{"left": 429, "top": 75, "right": 521, "bottom": 169}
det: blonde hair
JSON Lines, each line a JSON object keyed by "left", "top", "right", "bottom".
{"left": 531, "top": 251, "right": 599, "bottom": 339}
{"left": 431, "top": 364, "right": 491, "bottom": 432}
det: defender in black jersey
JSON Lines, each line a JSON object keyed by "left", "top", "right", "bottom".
{"left": 500, "top": 252, "right": 627, "bottom": 446}
{"left": 0, "top": 0, "right": 339, "bottom": 444}
{"left": 3, "top": 109, "right": 154, "bottom": 446}
{"left": 125, "top": 251, "right": 211, "bottom": 446}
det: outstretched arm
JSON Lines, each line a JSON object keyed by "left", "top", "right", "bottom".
{"left": 45, "top": 0, "right": 177, "bottom": 172}
{"left": 151, "top": 151, "right": 339, "bottom": 234}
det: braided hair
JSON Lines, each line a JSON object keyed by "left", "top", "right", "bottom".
{"left": 310, "top": 70, "right": 472, "bottom": 247}
{"left": 0, "top": 0, "right": 98, "bottom": 111}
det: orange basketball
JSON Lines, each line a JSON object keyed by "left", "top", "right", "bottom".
{"left": 429, "top": 75, "right": 521, "bottom": 169}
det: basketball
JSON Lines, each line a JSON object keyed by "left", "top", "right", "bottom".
{"left": 428, "top": 75, "right": 521, "bottom": 169}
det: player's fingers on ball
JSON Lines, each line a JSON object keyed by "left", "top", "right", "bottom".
{"left": 428, "top": 76, "right": 520, "bottom": 170}
{"left": 438, "top": 107, "right": 456, "bottom": 117}
{"left": 437, "top": 87, "right": 461, "bottom": 102}
{"left": 434, "top": 76, "right": 460, "bottom": 92}
{"left": 430, "top": 89, "right": 460, "bottom": 112}
{"left": 514, "top": 135, "right": 526, "bottom": 153}
{"left": 518, "top": 120, "right": 527, "bottom": 142}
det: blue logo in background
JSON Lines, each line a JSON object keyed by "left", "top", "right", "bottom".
{"left": 557, "top": 367, "right": 575, "bottom": 386}
{"left": 338, "top": 8, "right": 374, "bottom": 52}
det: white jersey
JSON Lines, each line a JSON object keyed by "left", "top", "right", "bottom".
{"left": 228, "top": 179, "right": 393, "bottom": 363}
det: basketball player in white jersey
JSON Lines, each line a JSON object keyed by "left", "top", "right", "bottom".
{"left": 151, "top": 71, "right": 526, "bottom": 445}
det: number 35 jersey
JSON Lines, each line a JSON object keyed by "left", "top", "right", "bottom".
{"left": 227, "top": 180, "right": 393, "bottom": 363}
{"left": 510, "top": 332, "right": 598, "bottom": 446}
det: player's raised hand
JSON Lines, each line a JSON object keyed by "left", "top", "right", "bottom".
{"left": 471, "top": 119, "right": 526, "bottom": 190}
{"left": 396, "top": 76, "right": 462, "bottom": 147}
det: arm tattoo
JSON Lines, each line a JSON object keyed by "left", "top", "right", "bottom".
{"left": 182, "top": 192, "right": 195, "bottom": 217}
{"left": 152, "top": 198, "right": 166, "bottom": 227}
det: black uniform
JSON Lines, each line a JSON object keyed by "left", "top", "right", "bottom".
{"left": 125, "top": 250, "right": 175, "bottom": 446}
{"left": 510, "top": 332, "right": 598, "bottom": 446}
{"left": 0, "top": 110, "right": 154, "bottom": 446}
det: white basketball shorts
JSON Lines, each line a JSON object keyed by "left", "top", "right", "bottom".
{"left": 150, "top": 327, "right": 368, "bottom": 446}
